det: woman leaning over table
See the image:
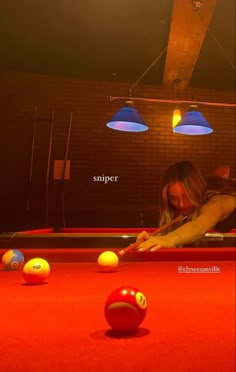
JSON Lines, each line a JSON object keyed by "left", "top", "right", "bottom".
{"left": 136, "top": 161, "right": 236, "bottom": 252}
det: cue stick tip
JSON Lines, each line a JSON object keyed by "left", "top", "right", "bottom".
{"left": 117, "top": 250, "right": 125, "bottom": 257}
{"left": 117, "top": 240, "right": 143, "bottom": 257}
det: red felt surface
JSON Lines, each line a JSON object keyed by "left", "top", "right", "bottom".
{"left": 0, "top": 260, "right": 235, "bottom": 372}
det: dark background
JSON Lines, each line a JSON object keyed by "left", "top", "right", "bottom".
{"left": 0, "top": 0, "right": 235, "bottom": 230}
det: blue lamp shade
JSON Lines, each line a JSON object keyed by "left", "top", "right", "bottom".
{"left": 173, "top": 105, "right": 213, "bottom": 135}
{"left": 106, "top": 105, "right": 148, "bottom": 132}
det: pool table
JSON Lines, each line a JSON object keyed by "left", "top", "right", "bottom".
{"left": 0, "top": 227, "right": 235, "bottom": 249}
{"left": 0, "top": 228, "right": 235, "bottom": 371}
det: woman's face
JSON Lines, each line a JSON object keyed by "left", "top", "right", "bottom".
{"left": 168, "top": 181, "right": 195, "bottom": 216}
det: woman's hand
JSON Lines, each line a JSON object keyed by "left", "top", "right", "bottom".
{"left": 137, "top": 234, "right": 176, "bottom": 252}
{"left": 136, "top": 230, "right": 151, "bottom": 242}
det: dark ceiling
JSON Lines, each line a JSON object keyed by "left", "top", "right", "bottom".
{"left": 0, "top": 0, "right": 235, "bottom": 91}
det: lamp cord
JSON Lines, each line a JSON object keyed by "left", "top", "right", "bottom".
{"left": 197, "top": 11, "right": 235, "bottom": 72}
{"left": 126, "top": 4, "right": 234, "bottom": 99}
{"left": 129, "top": 46, "right": 168, "bottom": 97}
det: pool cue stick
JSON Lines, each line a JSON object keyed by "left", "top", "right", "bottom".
{"left": 204, "top": 232, "right": 236, "bottom": 239}
{"left": 117, "top": 215, "right": 188, "bottom": 256}
{"left": 61, "top": 112, "right": 73, "bottom": 228}
{"left": 221, "top": 232, "right": 236, "bottom": 238}
{"left": 26, "top": 107, "right": 38, "bottom": 224}
{"left": 45, "top": 110, "right": 55, "bottom": 227}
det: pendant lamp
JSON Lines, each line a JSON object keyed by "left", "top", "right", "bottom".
{"left": 106, "top": 101, "right": 148, "bottom": 132}
{"left": 173, "top": 105, "right": 213, "bottom": 135}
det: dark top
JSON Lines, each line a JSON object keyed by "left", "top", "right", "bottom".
{"left": 205, "top": 176, "right": 236, "bottom": 232}
{"left": 213, "top": 208, "right": 236, "bottom": 232}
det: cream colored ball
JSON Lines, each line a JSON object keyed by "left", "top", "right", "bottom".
{"left": 97, "top": 251, "right": 119, "bottom": 272}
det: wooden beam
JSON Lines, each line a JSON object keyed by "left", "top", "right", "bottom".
{"left": 163, "top": 0, "right": 217, "bottom": 91}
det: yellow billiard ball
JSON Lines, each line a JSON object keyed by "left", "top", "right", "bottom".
{"left": 97, "top": 251, "right": 119, "bottom": 273}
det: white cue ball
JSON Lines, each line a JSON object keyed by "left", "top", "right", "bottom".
{"left": 97, "top": 251, "right": 119, "bottom": 272}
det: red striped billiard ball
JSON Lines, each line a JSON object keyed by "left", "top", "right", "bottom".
{"left": 104, "top": 286, "right": 147, "bottom": 331}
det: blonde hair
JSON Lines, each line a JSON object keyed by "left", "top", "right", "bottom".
{"left": 159, "top": 161, "right": 207, "bottom": 227}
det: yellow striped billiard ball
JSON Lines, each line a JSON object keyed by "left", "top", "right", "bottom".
{"left": 23, "top": 258, "right": 50, "bottom": 284}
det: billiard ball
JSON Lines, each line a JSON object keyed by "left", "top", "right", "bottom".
{"left": 23, "top": 258, "right": 50, "bottom": 284}
{"left": 97, "top": 251, "right": 119, "bottom": 272}
{"left": 104, "top": 286, "right": 147, "bottom": 331}
{"left": 1, "top": 249, "right": 24, "bottom": 270}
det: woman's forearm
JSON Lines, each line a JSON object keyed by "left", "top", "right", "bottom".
{"left": 166, "top": 220, "right": 205, "bottom": 246}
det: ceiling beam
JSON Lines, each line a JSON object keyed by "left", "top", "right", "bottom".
{"left": 163, "top": 0, "right": 217, "bottom": 91}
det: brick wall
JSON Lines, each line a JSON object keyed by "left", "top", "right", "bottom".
{"left": 0, "top": 71, "right": 235, "bottom": 230}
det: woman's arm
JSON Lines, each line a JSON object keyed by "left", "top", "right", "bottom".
{"left": 137, "top": 195, "right": 236, "bottom": 251}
